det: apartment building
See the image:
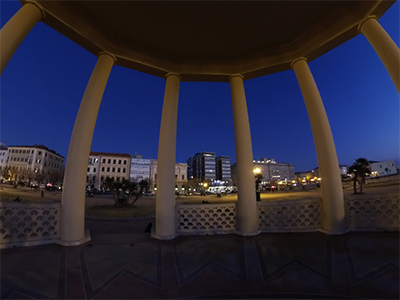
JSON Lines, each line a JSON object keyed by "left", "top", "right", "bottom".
{"left": 130, "top": 154, "right": 151, "bottom": 183}
{"left": 0, "top": 144, "right": 64, "bottom": 183}
{"left": 149, "top": 160, "right": 188, "bottom": 192}
{"left": 87, "top": 151, "right": 131, "bottom": 189}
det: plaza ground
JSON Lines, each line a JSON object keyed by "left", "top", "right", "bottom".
{"left": 1, "top": 181, "right": 399, "bottom": 299}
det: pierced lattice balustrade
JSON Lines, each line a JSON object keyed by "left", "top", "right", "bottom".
{"left": 346, "top": 196, "right": 399, "bottom": 230}
{"left": 258, "top": 198, "right": 321, "bottom": 232}
{"left": 0, "top": 201, "right": 60, "bottom": 248}
{"left": 176, "top": 203, "right": 236, "bottom": 235}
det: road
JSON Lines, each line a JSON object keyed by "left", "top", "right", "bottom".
{"left": 1, "top": 182, "right": 398, "bottom": 208}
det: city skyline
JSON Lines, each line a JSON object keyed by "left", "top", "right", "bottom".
{"left": 1, "top": 1, "right": 399, "bottom": 173}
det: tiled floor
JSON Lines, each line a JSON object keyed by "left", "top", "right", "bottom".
{"left": 1, "top": 218, "right": 399, "bottom": 299}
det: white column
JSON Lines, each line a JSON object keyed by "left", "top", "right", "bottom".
{"left": 153, "top": 73, "right": 181, "bottom": 240}
{"left": 291, "top": 58, "right": 345, "bottom": 234}
{"left": 59, "top": 52, "right": 115, "bottom": 245}
{"left": 229, "top": 74, "right": 259, "bottom": 235}
{"left": 359, "top": 16, "right": 400, "bottom": 94}
{"left": 0, "top": 1, "right": 44, "bottom": 74}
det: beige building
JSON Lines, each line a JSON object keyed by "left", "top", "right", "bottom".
{"left": 2, "top": 145, "right": 64, "bottom": 183}
{"left": 87, "top": 151, "right": 131, "bottom": 190}
{"left": 150, "top": 160, "right": 187, "bottom": 193}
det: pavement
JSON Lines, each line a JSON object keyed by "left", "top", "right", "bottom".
{"left": 1, "top": 217, "right": 399, "bottom": 299}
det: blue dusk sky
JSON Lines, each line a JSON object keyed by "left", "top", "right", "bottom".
{"left": 1, "top": 1, "right": 399, "bottom": 172}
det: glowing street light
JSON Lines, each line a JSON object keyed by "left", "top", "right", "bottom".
{"left": 253, "top": 168, "right": 261, "bottom": 174}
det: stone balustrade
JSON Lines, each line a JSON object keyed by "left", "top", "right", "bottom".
{"left": 0, "top": 201, "right": 60, "bottom": 248}
{"left": 176, "top": 202, "right": 236, "bottom": 235}
{"left": 258, "top": 198, "right": 322, "bottom": 232}
{"left": 346, "top": 195, "right": 399, "bottom": 231}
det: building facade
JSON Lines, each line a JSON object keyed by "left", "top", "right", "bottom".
{"left": 232, "top": 157, "right": 295, "bottom": 185}
{"left": 150, "top": 160, "right": 188, "bottom": 192}
{"left": 216, "top": 156, "right": 232, "bottom": 181}
{"left": 130, "top": 154, "right": 151, "bottom": 183}
{"left": 187, "top": 152, "right": 234, "bottom": 182}
{"left": 370, "top": 160, "right": 397, "bottom": 177}
{"left": 0, "top": 144, "right": 64, "bottom": 184}
{"left": 86, "top": 151, "right": 131, "bottom": 190}
{"left": 254, "top": 158, "right": 295, "bottom": 182}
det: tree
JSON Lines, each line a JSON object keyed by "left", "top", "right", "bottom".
{"left": 255, "top": 174, "right": 263, "bottom": 191}
{"left": 2, "top": 166, "right": 11, "bottom": 181}
{"left": 103, "top": 177, "right": 149, "bottom": 207}
{"left": 129, "top": 180, "right": 149, "bottom": 206}
{"left": 25, "top": 168, "right": 35, "bottom": 185}
{"left": 104, "top": 177, "right": 123, "bottom": 206}
{"left": 48, "top": 170, "right": 63, "bottom": 186}
{"left": 9, "top": 167, "right": 18, "bottom": 182}
{"left": 36, "top": 170, "right": 47, "bottom": 185}
{"left": 348, "top": 158, "right": 370, "bottom": 194}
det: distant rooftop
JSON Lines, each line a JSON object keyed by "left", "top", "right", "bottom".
{"left": 8, "top": 144, "right": 64, "bottom": 158}
{"left": 90, "top": 151, "right": 131, "bottom": 158}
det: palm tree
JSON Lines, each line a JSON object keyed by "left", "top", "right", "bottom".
{"left": 348, "top": 158, "right": 370, "bottom": 194}
{"left": 104, "top": 177, "right": 149, "bottom": 207}
{"left": 129, "top": 180, "right": 149, "bottom": 206}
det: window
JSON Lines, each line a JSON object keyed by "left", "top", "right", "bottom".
{"left": 102, "top": 167, "right": 105, "bottom": 172}
{"left": 101, "top": 176, "right": 104, "bottom": 182}
{"left": 113, "top": 159, "right": 116, "bottom": 164}
{"left": 175, "top": 175, "right": 178, "bottom": 179}
{"left": 19, "top": 150, "right": 21, "bottom": 153}
{"left": 108, "top": 159, "right": 111, "bottom": 164}
{"left": 102, "top": 159, "right": 106, "bottom": 163}
{"left": 31, "top": 150, "right": 34, "bottom": 154}
{"left": 124, "top": 160, "right": 127, "bottom": 165}
{"left": 107, "top": 167, "right": 110, "bottom": 172}
{"left": 123, "top": 168, "right": 126, "bottom": 173}
{"left": 116, "top": 177, "right": 120, "bottom": 182}
{"left": 182, "top": 175, "right": 185, "bottom": 180}
{"left": 112, "top": 167, "right": 115, "bottom": 172}
{"left": 118, "top": 168, "right": 120, "bottom": 173}
{"left": 93, "top": 168, "right": 96, "bottom": 172}
{"left": 119, "top": 160, "right": 121, "bottom": 164}
{"left": 45, "top": 153, "right": 47, "bottom": 157}
{"left": 88, "top": 158, "right": 92, "bottom": 164}
{"left": 38, "top": 151, "right": 42, "bottom": 155}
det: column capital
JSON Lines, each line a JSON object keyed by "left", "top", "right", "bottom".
{"left": 228, "top": 74, "right": 244, "bottom": 81}
{"left": 98, "top": 51, "right": 117, "bottom": 63}
{"left": 22, "top": 0, "right": 46, "bottom": 20}
{"left": 290, "top": 57, "right": 308, "bottom": 68}
{"left": 358, "top": 15, "right": 377, "bottom": 33}
{"left": 166, "top": 72, "right": 181, "bottom": 80}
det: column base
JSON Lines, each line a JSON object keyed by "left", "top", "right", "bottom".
{"left": 53, "top": 229, "right": 91, "bottom": 246}
{"left": 235, "top": 229, "right": 262, "bottom": 237}
{"left": 151, "top": 231, "right": 180, "bottom": 240}
{"left": 318, "top": 228, "right": 348, "bottom": 235}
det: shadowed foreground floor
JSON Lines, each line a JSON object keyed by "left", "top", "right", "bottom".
{"left": 1, "top": 218, "right": 399, "bottom": 299}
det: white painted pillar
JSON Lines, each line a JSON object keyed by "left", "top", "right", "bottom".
{"left": 0, "top": 1, "right": 45, "bottom": 75}
{"left": 291, "top": 58, "right": 345, "bottom": 234}
{"left": 229, "top": 74, "right": 259, "bottom": 235}
{"left": 153, "top": 73, "right": 181, "bottom": 240}
{"left": 359, "top": 16, "right": 400, "bottom": 94}
{"left": 59, "top": 52, "right": 115, "bottom": 245}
